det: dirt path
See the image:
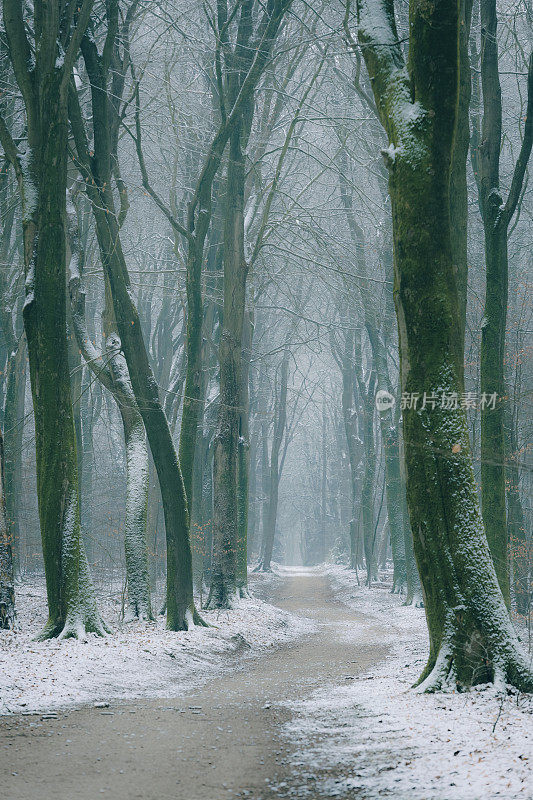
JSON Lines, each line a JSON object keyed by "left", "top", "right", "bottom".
{"left": 1, "top": 571, "right": 389, "bottom": 799}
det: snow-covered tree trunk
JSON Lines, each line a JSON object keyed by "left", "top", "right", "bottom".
{"left": 107, "top": 339, "right": 152, "bottom": 621}
{"left": 68, "top": 204, "right": 152, "bottom": 621}
{"left": 355, "top": 0, "right": 533, "bottom": 689}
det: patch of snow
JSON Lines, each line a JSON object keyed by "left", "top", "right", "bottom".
{"left": 0, "top": 574, "right": 313, "bottom": 715}
{"left": 382, "top": 142, "right": 401, "bottom": 163}
{"left": 281, "top": 565, "right": 532, "bottom": 800}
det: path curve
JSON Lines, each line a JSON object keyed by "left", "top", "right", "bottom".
{"left": 1, "top": 571, "right": 390, "bottom": 799}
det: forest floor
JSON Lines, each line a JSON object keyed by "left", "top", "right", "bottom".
{"left": 0, "top": 567, "right": 531, "bottom": 799}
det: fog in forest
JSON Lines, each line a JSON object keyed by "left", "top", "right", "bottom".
{"left": 0, "top": 1, "right": 531, "bottom": 798}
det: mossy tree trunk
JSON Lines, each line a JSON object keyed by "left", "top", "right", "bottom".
{"left": 476, "top": 0, "right": 533, "bottom": 608}
{"left": 355, "top": 0, "right": 533, "bottom": 689}
{"left": 1, "top": 0, "right": 106, "bottom": 639}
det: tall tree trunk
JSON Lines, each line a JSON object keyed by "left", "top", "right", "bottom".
{"left": 69, "top": 53, "right": 202, "bottom": 630}
{"left": 320, "top": 401, "right": 328, "bottom": 563}
{"left": 209, "top": 124, "right": 248, "bottom": 606}
{"left": 356, "top": 0, "right": 532, "bottom": 689}
{"left": 505, "top": 397, "right": 530, "bottom": 617}
{"left": 246, "top": 417, "right": 260, "bottom": 562}
{"left": 236, "top": 307, "right": 253, "bottom": 593}
{"left": 68, "top": 198, "right": 152, "bottom": 621}
{"left": 28, "top": 89, "right": 104, "bottom": 639}
{"left": 3, "top": 334, "right": 26, "bottom": 577}
{"left": 354, "top": 333, "right": 377, "bottom": 585}
{"left": 0, "top": 426, "right": 14, "bottom": 628}
{"left": 178, "top": 233, "right": 208, "bottom": 527}
{"left": 79, "top": 365, "right": 95, "bottom": 563}
{"left": 338, "top": 329, "right": 360, "bottom": 570}
{"left": 338, "top": 167, "right": 406, "bottom": 591}
{"left": 260, "top": 417, "right": 270, "bottom": 565}
{"left": 260, "top": 348, "right": 289, "bottom": 572}
{"left": 1, "top": 0, "right": 105, "bottom": 637}
{"left": 450, "top": 0, "right": 474, "bottom": 346}
{"left": 478, "top": 0, "right": 508, "bottom": 605}
{"left": 476, "top": 1, "right": 533, "bottom": 607}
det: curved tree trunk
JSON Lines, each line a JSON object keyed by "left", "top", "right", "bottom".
{"left": 68, "top": 198, "right": 152, "bottom": 621}
{"left": 68, "top": 42, "right": 202, "bottom": 630}
{"left": 108, "top": 340, "right": 152, "bottom": 621}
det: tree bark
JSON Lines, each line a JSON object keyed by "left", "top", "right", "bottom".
{"left": 356, "top": 0, "right": 532, "bottom": 689}
{"left": 338, "top": 168, "right": 406, "bottom": 590}
{"left": 209, "top": 124, "right": 249, "bottom": 606}
{"left": 3, "top": 334, "right": 26, "bottom": 577}
{"left": 260, "top": 347, "right": 289, "bottom": 572}
{"left": 0, "top": 426, "right": 14, "bottom": 628}
{"left": 68, "top": 195, "right": 152, "bottom": 621}
{"left": 338, "top": 329, "right": 361, "bottom": 570}
{"left": 69, "top": 33, "right": 201, "bottom": 628}
{"left": 2, "top": 0, "right": 105, "bottom": 638}
{"left": 236, "top": 307, "right": 253, "bottom": 593}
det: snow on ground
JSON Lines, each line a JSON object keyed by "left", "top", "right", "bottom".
{"left": 282, "top": 565, "right": 533, "bottom": 800}
{"left": 0, "top": 575, "right": 313, "bottom": 716}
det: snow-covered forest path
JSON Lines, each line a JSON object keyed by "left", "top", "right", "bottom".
{"left": 1, "top": 571, "right": 390, "bottom": 799}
